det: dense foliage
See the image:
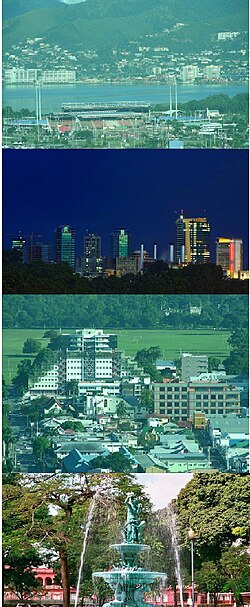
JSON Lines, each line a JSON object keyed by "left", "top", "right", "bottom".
{"left": 154, "top": 94, "right": 249, "bottom": 116}
{"left": 3, "top": 255, "right": 248, "bottom": 294}
{"left": 175, "top": 474, "right": 250, "bottom": 564}
{"left": 223, "top": 328, "right": 249, "bottom": 375}
{"left": 3, "top": 294, "right": 248, "bottom": 329}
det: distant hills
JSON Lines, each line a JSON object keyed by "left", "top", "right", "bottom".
{"left": 3, "top": 0, "right": 62, "bottom": 20}
{"left": 3, "top": 0, "right": 248, "bottom": 52}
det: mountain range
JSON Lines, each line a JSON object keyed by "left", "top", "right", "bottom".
{"left": 3, "top": 0, "right": 248, "bottom": 52}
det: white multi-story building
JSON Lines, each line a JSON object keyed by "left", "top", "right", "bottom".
{"left": 204, "top": 65, "right": 221, "bottom": 80}
{"left": 78, "top": 381, "right": 121, "bottom": 396}
{"left": 64, "top": 329, "right": 121, "bottom": 382}
{"left": 29, "top": 329, "right": 121, "bottom": 397}
{"left": 5, "top": 68, "right": 38, "bottom": 84}
{"left": 29, "top": 362, "right": 60, "bottom": 397}
{"left": 5, "top": 68, "right": 76, "bottom": 85}
{"left": 28, "top": 329, "right": 149, "bottom": 398}
{"left": 180, "top": 65, "right": 199, "bottom": 83}
{"left": 41, "top": 70, "right": 76, "bottom": 84}
{"left": 217, "top": 32, "right": 240, "bottom": 41}
{"left": 85, "top": 394, "right": 131, "bottom": 417}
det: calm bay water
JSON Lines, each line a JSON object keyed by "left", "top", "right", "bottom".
{"left": 3, "top": 82, "right": 248, "bottom": 114}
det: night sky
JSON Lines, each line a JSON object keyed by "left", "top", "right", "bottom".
{"left": 3, "top": 149, "right": 249, "bottom": 264}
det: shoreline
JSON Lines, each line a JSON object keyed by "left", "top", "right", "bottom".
{"left": 3, "top": 79, "right": 249, "bottom": 88}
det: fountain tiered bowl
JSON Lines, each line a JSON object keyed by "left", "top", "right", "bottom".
{"left": 93, "top": 541, "right": 166, "bottom": 607}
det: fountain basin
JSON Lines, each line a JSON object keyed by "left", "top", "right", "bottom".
{"left": 93, "top": 570, "right": 166, "bottom": 586}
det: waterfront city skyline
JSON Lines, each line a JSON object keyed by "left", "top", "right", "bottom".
{"left": 3, "top": 149, "right": 248, "bottom": 264}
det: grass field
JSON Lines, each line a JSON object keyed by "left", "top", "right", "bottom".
{"left": 2, "top": 328, "right": 231, "bottom": 385}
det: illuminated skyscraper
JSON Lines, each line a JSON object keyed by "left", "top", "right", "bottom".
{"left": 55, "top": 225, "right": 76, "bottom": 268}
{"left": 12, "top": 233, "right": 26, "bottom": 261}
{"left": 110, "top": 228, "right": 130, "bottom": 258}
{"left": 83, "top": 232, "right": 102, "bottom": 274}
{"left": 216, "top": 237, "right": 243, "bottom": 273}
{"left": 175, "top": 211, "right": 210, "bottom": 264}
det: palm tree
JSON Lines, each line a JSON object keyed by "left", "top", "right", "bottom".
{"left": 116, "top": 400, "right": 128, "bottom": 427}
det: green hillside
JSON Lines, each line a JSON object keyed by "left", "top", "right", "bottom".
{"left": 3, "top": 0, "right": 248, "bottom": 52}
{"left": 3, "top": 0, "right": 61, "bottom": 20}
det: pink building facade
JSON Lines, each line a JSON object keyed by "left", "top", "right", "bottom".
{"left": 4, "top": 567, "right": 250, "bottom": 606}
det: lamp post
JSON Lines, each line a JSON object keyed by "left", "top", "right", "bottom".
{"left": 188, "top": 529, "right": 195, "bottom": 607}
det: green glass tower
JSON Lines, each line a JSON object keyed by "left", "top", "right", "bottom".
{"left": 110, "top": 228, "right": 130, "bottom": 258}
{"left": 55, "top": 225, "right": 76, "bottom": 268}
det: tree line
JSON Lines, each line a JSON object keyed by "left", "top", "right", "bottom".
{"left": 3, "top": 254, "right": 248, "bottom": 294}
{"left": 3, "top": 293, "right": 248, "bottom": 330}
{"left": 153, "top": 94, "right": 249, "bottom": 115}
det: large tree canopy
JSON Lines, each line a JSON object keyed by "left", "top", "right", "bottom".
{"left": 175, "top": 473, "right": 250, "bottom": 565}
{"left": 3, "top": 474, "right": 152, "bottom": 607}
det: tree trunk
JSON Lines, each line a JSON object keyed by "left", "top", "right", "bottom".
{"left": 60, "top": 549, "right": 70, "bottom": 607}
{"left": 174, "top": 582, "right": 178, "bottom": 607}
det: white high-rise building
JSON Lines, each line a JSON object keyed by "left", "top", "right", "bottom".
{"left": 29, "top": 329, "right": 121, "bottom": 396}
{"left": 204, "top": 66, "right": 221, "bottom": 80}
{"left": 65, "top": 329, "right": 120, "bottom": 381}
{"left": 180, "top": 65, "right": 199, "bottom": 83}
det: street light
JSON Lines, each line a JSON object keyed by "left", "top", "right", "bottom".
{"left": 188, "top": 529, "right": 195, "bottom": 607}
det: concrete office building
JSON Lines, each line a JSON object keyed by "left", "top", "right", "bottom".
{"left": 181, "top": 353, "right": 208, "bottom": 382}
{"left": 41, "top": 70, "right": 76, "bottom": 84}
{"left": 5, "top": 68, "right": 76, "bottom": 85}
{"left": 180, "top": 65, "right": 199, "bottom": 83}
{"left": 5, "top": 68, "right": 38, "bottom": 84}
{"left": 175, "top": 211, "right": 211, "bottom": 264}
{"left": 154, "top": 380, "right": 241, "bottom": 422}
{"left": 204, "top": 66, "right": 221, "bottom": 80}
{"left": 27, "top": 329, "right": 147, "bottom": 399}
{"left": 115, "top": 256, "right": 137, "bottom": 276}
{"left": 28, "top": 329, "right": 121, "bottom": 396}
{"left": 29, "top": 242, "right": 50, "bottom": 263}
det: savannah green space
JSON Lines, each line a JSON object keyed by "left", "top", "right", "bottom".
{"left": 2, "top": 328, "right": 231, "bottom": 384}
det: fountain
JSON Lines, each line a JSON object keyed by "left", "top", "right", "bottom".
{"left": 167, "top": 506, "right": 184, "bottom": 607}
{"left": 93, "top": 493, "right": 166, "bottom": 607}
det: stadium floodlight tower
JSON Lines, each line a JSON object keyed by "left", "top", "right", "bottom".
{"left": 35, "top": 82, "right": 42, "bottom": 123}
